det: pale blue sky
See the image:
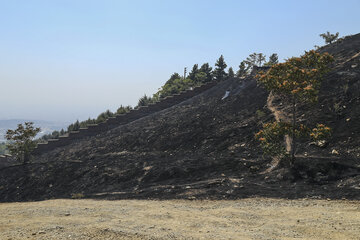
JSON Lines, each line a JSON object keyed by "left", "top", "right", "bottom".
{"left": 1, "top": 0, "right": 359, "bottom": 122}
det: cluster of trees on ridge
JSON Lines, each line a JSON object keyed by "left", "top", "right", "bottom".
{"left": 41, "top": 105, "right": 133, "bottom": 141}
{"left": 40, "top": 53, "right": 279, "bottom": 142}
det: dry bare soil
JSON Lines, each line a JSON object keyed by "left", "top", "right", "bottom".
{"left": 1, "top": 198, "right": 359, "bottom": 240}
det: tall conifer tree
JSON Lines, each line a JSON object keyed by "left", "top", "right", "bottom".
{"left": 228, "top": 67, "right": 235, "bottom": 79}
{"left": 188, "top": 64, "right": 199, "bottom": 80}
{"left": 199, "top": 63, "right": 213, "bottom": 82}
{"left": 214, "top": 55, "right": 227, "bottom": 81}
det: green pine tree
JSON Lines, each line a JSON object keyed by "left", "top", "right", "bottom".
{"left": 228, "top": 67, "right": 235, "bottom": 79}
{"left": 214, "top": 55, "right": 227, "bottom": 81}
{"left": 264, "top": 53, "right": 279, "bottom": 66}
{"left": 199, "top": 63, "right": 213, "bottom": 83}
{"left": 320, "top": 31, "right": 339, "bottom": 44}
{"left": 236, "top": 61, "right": 248, "bottom": 77}
{"left": 245, "top": 53, "right": 266, "bottom": 67}
{"left": 188, "top": 64, "right": 199, "bottom": 80}
{"left": 137, "top": 94, "right": 153, "bottom": 107}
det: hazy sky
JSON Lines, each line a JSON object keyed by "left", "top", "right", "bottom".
{"left": 1, "top": 0, "right": 359, "bottom": 123}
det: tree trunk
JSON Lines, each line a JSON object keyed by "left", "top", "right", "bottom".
{"left": 290, "top": 96, "right": 296, "bottom": 166}
{"left": 23, "top": 143, "right": 30, "bottom": 164}
{"left": 23, "top": 151, "right": 30, "bottom": 164}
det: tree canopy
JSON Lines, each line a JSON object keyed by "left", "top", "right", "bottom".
{"left": 137, "top": 94, "right": 153, "bottom": 107}
{"left": 6, "top": 122, "right": 40, "bottom": 164}
{"left": 188, "top": 64, "right": 199, "bottom": 81}
{"left": 199, "top": 63, "right": 213, "bottom": 83}
{"left": 257, "top": 50, "right": 334, "bottom": 103}
{"left": 320, "top": 31, "right": 339, "bottom": 44}
{"left": 256, "top": 50, "right": 334, "bottom": 164}
{"left": 236, "top": 61, "right": 248, "bottom": 78}
{"left": 213, "top": 55, "right": 228, "bottom": 81}
{"left": 264, "top": 53, "right": 279, "bottom": 66}
{"left": 228, "top": 67, "right": 235, "bottom": 79}
{"left": 245, "top": 53, "right": 266, "bottom": 68}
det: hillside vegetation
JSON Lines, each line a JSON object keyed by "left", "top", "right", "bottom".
{"left": 0, "top": 33, "right": 360, "bottom": 202}
{"left": 39, "top": 53, "right": 277, "bottom": 141}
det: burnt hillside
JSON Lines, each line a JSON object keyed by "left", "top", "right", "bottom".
{"left": 1, "top": 34, "right": 360, "bottom": 202}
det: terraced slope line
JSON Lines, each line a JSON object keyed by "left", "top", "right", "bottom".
{"left": 33, "top": 80, "right": 218, "bottom": 155}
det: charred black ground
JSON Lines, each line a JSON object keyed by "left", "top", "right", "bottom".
{"left": 1, "top": 34, "right": 360, "bottom": 202}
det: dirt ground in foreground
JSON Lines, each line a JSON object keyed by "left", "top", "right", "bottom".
{"left": 0, "top": 198, "right": 359, "bottom": 240}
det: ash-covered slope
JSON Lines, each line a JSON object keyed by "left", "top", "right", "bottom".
{"left": 1, "top": 34, "right": 360, "bottom": 202}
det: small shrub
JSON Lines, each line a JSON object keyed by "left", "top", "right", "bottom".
{"left": 310, "top": 124, "right": 332, "bottom": 141}
{"left": 71, "top": 193, "right": 85, "bottom": 199}
{"left": 255, "top": 121, "right": 331, "bottom": 162}
{"left": 333, "top": 102, "right": 342, "bottom": 115}
{"left": 256, "top": 109, "right": 266, "bottom": 119}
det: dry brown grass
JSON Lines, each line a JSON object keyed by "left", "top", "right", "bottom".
{"left": 1, "top": 198, "right": 359, "bottom": 240}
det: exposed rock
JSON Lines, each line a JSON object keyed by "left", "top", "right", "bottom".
{"left": 331, "top": 149, "right": 339, "bottom": 155}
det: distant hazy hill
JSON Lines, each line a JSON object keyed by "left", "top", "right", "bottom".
{"left": 0, "top": 119, "right": 68, "bottom": 142}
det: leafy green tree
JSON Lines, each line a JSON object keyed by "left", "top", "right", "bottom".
{"left": 70, "top": 120, "right": 81, "bottom": 130}
{"left": 236, "top": 61, "right": 248, "bottom": 77}
{"left": 84, "top": 118, "right": 96, "bottom": 126}
{"left": 257, "top": 53, "right": 266, "bottom": 66}
{"left": 188, "top": 64, "right": 199, "bottom": 80}
{"left": 51, "top": 130, "right": 60, "bottom": 138}
{"left": 244, "top": 53, "right": 256, "bottom": 68}
{"left": 256, "top": 50, "right": 334, "bottom": 165}
{"left": 166, "top": 73, "right": 182, "bottom": 85}
{"left": 320, "top": 31, "right": 339, "bottom": 44}
{"left": 154, "top": 69, "right": 203, "bottom": 98}
{"left": 194, "top": 72, "right": 207, "bottom": 83}
{"left": 116, "top": 105, "right": 132, "bottom": 114}
{"left": 67, "top": 124, "right": 73, "bottom": 132}
{"left": 96, "top": 110, "right": 115, "bottom": 123}
{"left": 5, "top": 122, "right": 40, "bottom": 164}
{"left": 244, "top": 52, "right": 266, "bottom": 69}
{"left": 79, "top": 121, "right": 86, "bottom": 128}
{"left": 137, "top": 94, "right": 153, "bottom": 107}
{"left": 157, "top": 77, "right": 195, "bottom": 98}
{"left": 151, "top": 92, "right": 160, "bottom": 102}
{"left": 228, "top": 67, "right": 235, "bottom": 78}
{"left": 199, "top": 63, "right": 213, "bottom": 83}
{"left": 264, "top": 53, "right": 279, "bottom": 66}
{"left": 213, "top": 55, "right": 227, "bottom": 81}
{"left": 105, "top": 110, "right": 114, "bottom": 117}
{"left": 60, "top": 129, "right": 65, "bottom": 136}
{"left": 95, "top": 115, "right": 106, "bottom": 124}
{"left": 40, "top": 130, "right": 60, "bottom": 141}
